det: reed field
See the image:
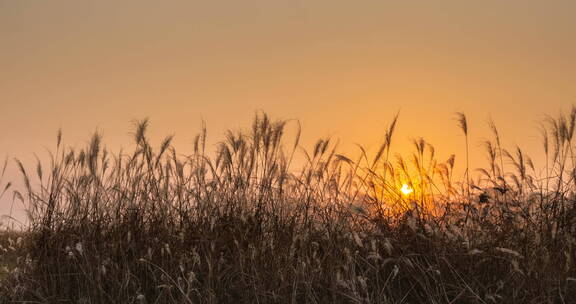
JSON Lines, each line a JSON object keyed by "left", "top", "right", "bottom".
{"left": 0, "top": 109, "right": 575, "bottom": 303}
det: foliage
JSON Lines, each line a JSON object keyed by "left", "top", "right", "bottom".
{"left": 1, "top": 109, "right": 575, "bottom": 303}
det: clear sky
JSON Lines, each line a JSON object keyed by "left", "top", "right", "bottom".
{"left": 1, "top": 1, "right": 575, "bottom": 220}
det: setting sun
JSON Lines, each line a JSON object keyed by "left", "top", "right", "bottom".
{"left": 400, "top": 184, "right": 413, "bottom": 196}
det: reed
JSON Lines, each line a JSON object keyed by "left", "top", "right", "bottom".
{"left": 1, "top": 109, "right": 575, "bottom": 303}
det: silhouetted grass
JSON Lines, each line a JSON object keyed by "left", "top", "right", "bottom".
{"left": 1, "top": 109, "right": 575, "bottom": 303}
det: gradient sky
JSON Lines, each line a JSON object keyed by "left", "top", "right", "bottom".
{"left": 1, "top": 1, "right": 575, "bottom": 221}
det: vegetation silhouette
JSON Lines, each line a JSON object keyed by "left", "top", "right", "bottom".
{"left": 1, "top": 108, "right": 576, "bottom": 303}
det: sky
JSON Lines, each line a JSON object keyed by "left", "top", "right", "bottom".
{"left": 1, "top": 1, "right": 575, "bottom": 221}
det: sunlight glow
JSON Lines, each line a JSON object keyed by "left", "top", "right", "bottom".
{"left": 400, "top": 184, "right": 413, "bottom": 196}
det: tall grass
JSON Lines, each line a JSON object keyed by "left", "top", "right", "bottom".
{"left": 1, "top": 110, "right": 575, "bottom": 303}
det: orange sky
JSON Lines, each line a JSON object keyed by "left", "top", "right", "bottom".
{"left": 1, "top": 1, "right": 575, "bottom": 221}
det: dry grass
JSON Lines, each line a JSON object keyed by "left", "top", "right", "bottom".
{"left": 1, "top": 110, "right": 575, "bottom": 303}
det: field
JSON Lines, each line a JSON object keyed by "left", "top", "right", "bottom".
{"left": 0, "top": 110, "right": 575, "bottom": 303}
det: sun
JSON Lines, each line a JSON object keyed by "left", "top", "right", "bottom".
{"left": 400, "top": 184, "right": 413, "bottom": 196}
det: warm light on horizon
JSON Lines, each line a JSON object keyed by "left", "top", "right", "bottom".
{"left": 1, "top": 0, "right": 576, "bottom": 223}
{"left": 400, "top": 184, "right": 413, "bottom": 196}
